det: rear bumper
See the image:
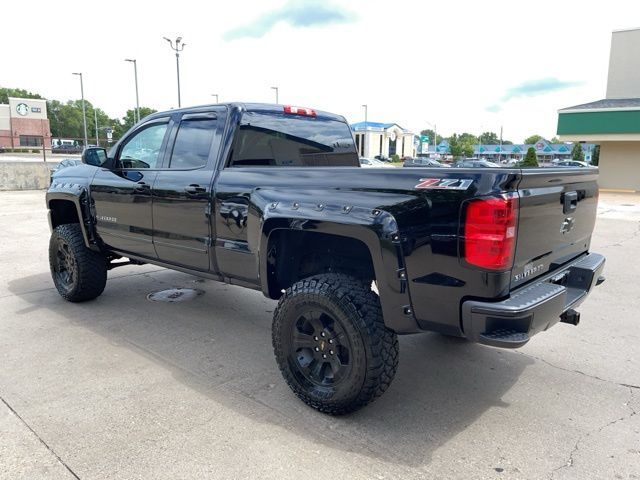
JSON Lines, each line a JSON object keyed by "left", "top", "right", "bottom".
{"left": 461, "top": 252, "right": 605, "bottom": 348}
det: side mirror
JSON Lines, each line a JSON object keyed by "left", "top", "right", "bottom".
{"left": 81, "top": 147, "right": 108, "bottom": 167}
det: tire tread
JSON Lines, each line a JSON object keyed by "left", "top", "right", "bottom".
{"left": 49, "top": 224, "right": 107, "bottom": 302}
{"left": 272, "top": 273, "right": 399, "bottom": 415}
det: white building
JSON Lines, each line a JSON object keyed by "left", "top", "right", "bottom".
{"left": 351, "top": 121, "right": 416, "bottom": 159}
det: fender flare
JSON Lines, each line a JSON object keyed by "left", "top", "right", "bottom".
{"left": 256, "top": 203, "right": 421, "bottom": 333}
{"left": 46, "top": 183, "right": 97, "bottom": 250}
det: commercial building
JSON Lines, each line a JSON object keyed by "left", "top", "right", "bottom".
{"left": 351, "top": 121, "right": 416, "bottom": 159}
{"left": 428, "top": 139, "right": 594, "bottom": 162}
{"left": 557, "top": 27, "right": 640, "bottom": 191}
{"left": 0, "top": 97, "right": 51, "bottom": 149}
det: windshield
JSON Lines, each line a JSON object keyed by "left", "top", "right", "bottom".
{"left": 229, "top": 111, "right": 359, "bottom": 167}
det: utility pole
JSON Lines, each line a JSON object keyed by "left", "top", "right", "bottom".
{"left": 271, "top": 86, "right": 279, "bottom": 104}
{"left": 164, "top": 37, "right": 186, "bottom": 108}
{"left": 94, "top": 108, "right": 99, "bottom": 145}
{"left": 361, "top": 104, "right": 368, "bottom": 157}
{"left": 72, "top": 72, "right": 88, "bottom": 147}
{"left": 125, "top": 59, "right": 140, "bottom": 122}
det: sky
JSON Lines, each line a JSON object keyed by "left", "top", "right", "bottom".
{"left": 2, "top": 0, "right": 640, "bottom": 143}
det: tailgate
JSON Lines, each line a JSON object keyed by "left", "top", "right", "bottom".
{"left": 511, "top": 168, "right": 599, "bottom": 289}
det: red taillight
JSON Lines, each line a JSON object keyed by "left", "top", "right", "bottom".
{"left": 283, "top": 105, "right": 317, "bottom": 117}
{"left": 463, "top": 194, "right": 519, "bottom": 270}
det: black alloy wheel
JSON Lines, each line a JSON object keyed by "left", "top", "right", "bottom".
{"left": 273, "top": 273, "right": 399, "bottom": 415}
{"left": 49, "top": 224, "right": 107, "bottom": 302}
{"left": 291, "top": 309, "right": 352, "bottom": 387}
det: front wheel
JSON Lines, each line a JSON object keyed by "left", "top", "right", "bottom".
{"left": 49, "top": 224, "right": 107, "bottom": 302}
{"left": 272, "top": 273, "right": 399, "bottom": 415}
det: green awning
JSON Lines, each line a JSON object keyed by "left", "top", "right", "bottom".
{"left": 557, "top": 110, "right": 640, "bottom": 135}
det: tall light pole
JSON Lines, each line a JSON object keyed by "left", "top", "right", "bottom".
{"left": 125, "top": 59, "right": 140, "bottom": 123}
{"left": 163, "top": 36, "right": 186, "bottom": 108}
{"left": 271, "top": 86, "right": 279, "bottom": 104}
{"left": 361, "top": 104, "right": 368, "bottom": 157}
{"left": 94, "top": 108, "right": 99, "bottom": 146}
{"left": 72, "top": 72, "right": 88, "bottom": 147}
{"left": 211, "top": 93, "right": 219, "bottom": 103}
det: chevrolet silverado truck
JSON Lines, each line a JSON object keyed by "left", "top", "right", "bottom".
{"left": 46, "top": 103, "right": 605, "bottom": 414}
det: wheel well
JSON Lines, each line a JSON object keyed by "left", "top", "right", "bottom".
{"left": 266, "top": 230, "right": 375, "bottom": 299}
{"left": 49, "top": 199, "right": 80, "bottom": 228}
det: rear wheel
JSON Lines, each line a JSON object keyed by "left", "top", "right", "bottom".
{"left": 272, "top": 273, "right": 399, "bottom": 414}
{"left": 49, "top": 224, "right": 107, "bottom": 302}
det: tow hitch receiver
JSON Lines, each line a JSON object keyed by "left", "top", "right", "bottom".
{"left": 560, "top": 308, "right": 580, "bottom": 326}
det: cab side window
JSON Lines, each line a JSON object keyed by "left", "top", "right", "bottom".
{"left": 168, "top": 118, "right": 217, "bottom": 169}
{"left": 118, "top": 123, "right": 168, "bottom": 169}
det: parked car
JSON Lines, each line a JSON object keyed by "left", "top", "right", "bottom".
{"left": 555, "top": 160, "right": 593, "bottom": 168}
{"left": 453, "top": 159, "right": 501, "bottom": 168}
{"left": 52, "top": 144, "right": 83, "bottom": 154}
{"left": 46, "top": 102, "right": 605, "bottom": 414}
{"left": 360, "top": 157, "right": 395, "bottom": 168}
{"left": 403, "top": 157, "right": 450, "bottom": 168}
{"left": 374, "top": 155, "right": 391, "bottom": 162}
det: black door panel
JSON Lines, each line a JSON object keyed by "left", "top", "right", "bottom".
{"left": 150, "top": 110, "right": 224, "bottom": 271}
{"left": 91, "top": 169, "right": 157, "bottom": 258}
{"left": 90, "top": 119, "right": 171, "bottom": 259}
{"left": 152, "top": 170, "right": 215, "bottom": 270}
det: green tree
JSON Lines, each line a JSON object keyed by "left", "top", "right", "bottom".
{"left": 449, "top": 134, "right": 475, "bottom": 158}
{"left": 479, "top": 131, "right": 500, "bottom": 144}
{"left": 571, "top": 142, "right": 585, "bottom": 161}
{"left": 550, "top": 136, "right": 561, "bottom": 144}
{"left": 461, "top": 142, "right": 474, "bottom": 157}
{"left": 47, "top": 100, "right": 86, "bottom": 139}
{"left": 521, "top": 147, "right": 539, "bottom": 167}
{"left": 524, "top": 134, "right": 543, "bottom": 145}
{"left": 591, "top": 145, "right": 600, "bottom": 166}
{"left": 448, "top": 134, "right": 462, "bottom": 158}
{"left": 458, "top": 132, "right": 479, "bottom": 145}
{"left": 0, "top": 87, "right": 44, "bottom": 103}
{"left": 112, "top": 107, "right": 157, "bottom": 138}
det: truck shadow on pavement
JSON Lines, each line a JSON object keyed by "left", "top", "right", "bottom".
{"left": 8, "top": 267, "right": 533, "bottom": 469}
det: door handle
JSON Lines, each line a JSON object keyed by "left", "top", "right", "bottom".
{"left": 134, "top": 181, "right": 150, "bottom": 192}
{"left": 185, "top": 184, "right": 206, "bottom": 194}
{"left": 563, "top": 191, "right": 578, "bottom": 214}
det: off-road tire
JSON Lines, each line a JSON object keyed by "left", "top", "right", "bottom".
{"left": 272, "top": 273, "right": 399, "bottom": 415}
{"left": 49, "top": 224, "right": 107, "bottom": 302}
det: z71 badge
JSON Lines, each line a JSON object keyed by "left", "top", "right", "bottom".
{"left": 414, "top": 178, "right": 473, "bottom": 190}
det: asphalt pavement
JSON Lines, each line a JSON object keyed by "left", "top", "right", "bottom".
{"left": 0, "top": 190, "right": 638, "bottom": 480}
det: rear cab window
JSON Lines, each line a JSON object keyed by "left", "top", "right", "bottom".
{"left": 228, "top": 110, "right": 358, "bottom": 167}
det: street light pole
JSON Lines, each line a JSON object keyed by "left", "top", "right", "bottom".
{"left": 94, "top": 108, "right": 99, "bottom": 145}
{"left": 361, "top": 104, "right": 368, "bottom": 157}
{"left": 271, "top": 86, "right": 279, "bottom": 104}
{"left": 125, "top": 59, "right": 140, "bottom": 123}
{"left": 164, "top": 37, "right": 186, "bottom": 108}
{"left": 72, "top": 72, "right": 88, "bottom": 147}
{"left": 211, "top": 93, "right": 219, "bottom": 103}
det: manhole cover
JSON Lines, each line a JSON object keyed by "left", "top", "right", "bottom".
{"left": 147, "top": 288, "right": 204, "bottom": 303}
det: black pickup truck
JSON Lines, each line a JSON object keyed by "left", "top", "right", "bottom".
{"left": 46, "top": 103, "right": 605, "bottom": 414}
